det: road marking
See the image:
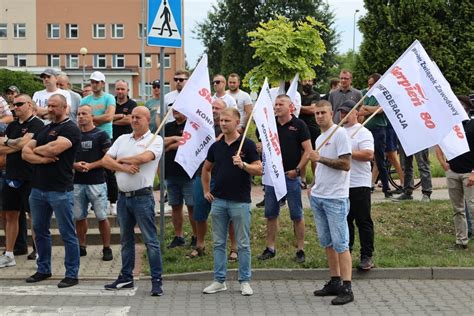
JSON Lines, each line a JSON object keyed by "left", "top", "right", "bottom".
{"left": 2, "top": 306, "right": 130, "bottom": 315}
{"left": 0, "top": 285, "right": 137, "bottom": 296}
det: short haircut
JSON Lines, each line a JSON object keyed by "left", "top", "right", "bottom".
{"left": 175, "top": 69, "right": 190, "bottom": 77}
{"left": 115, "top": 80, "right": 129, "bottom": 88}
{"left": 49, "top": 93, "right": 67, "bottom": 106}
{"left": 315, "top": 100, "right": 332, "bottom": 110}
{"left": 14, "top": 93, "right": 32, "bottom": 102}
{"left": 275, "top": 94, "right": 291, "bottom": 102}
{"left": 221, "top": 107, "right": 240, "bottom": 119}
{"left": 329, "top": 78, "right": 340, "bottom": 88}
{"left": 228, "top": 73, "right": 240, "bottom": 81}
{"left": 368, "top": 73, "right": 382, "bottom": 82}
{"left": 340, "top": 69, "right": 353, "bottom": 77}
{"left": 78, "top": 104, "right": 92, "bottom": 113}
{"left": 83, "top": 83, "right": 92, "bottom": 88}
{"left": 213, "top": 74, "right": 226, "bottom": 81}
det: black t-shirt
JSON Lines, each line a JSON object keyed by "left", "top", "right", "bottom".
{"left": 448, "top": 119, "right": 474, "bottom": 173}
{"left": 74, "top": 127, "right": 111, "bottom": 185}
{"left": 32, "top": 119, "right": 81, "bottom": 191}
{"left": 206, "top": 136, "right": 259, "bottom": 203}
{"left": 299, "top": 89, "right": 321, "bottom": 128}
{"left": 5, "top": 116, "right": 44, "bottom": 181}
{"left": 277, "top": 115, "right": 311, "bottom": 171}
{"left": 164, "top": 120, "right": 190, "bottom": 179}
{"left": 113, "top": 97, "right": 136, "bottom": 142}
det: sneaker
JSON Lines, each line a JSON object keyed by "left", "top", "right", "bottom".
{"left": 256, "top": 199, "right": 265, "bottom": 208}
{"left": 104, "top": 275, "right": 134, "bottom": 290}
{"left": 421, "top": 194, "right": 431, "bottom": 203}
{"left": 389, "top": 188, "right": 404, "bottom": 195}
{"left": 109, "top": 203, "right": 117, "bottom": 216}
{"left": 452, "top": 243, "right": 468, "bottom": 250}
{"left": 102, "top": 247, "right": 113, "bottom": 261}
{"left": 358, "top": 256, "right": 374, "bottom": 271}
{"left": 257, "top": 247, "right": 276, "bottom": 260}
{"left": 0, "top": 255, "right": 16, "bottom": 268}
{"left": 167, "top": 236, "right": 185, "bottom": 249}
{"left": 331, "top": 285, "right": 354, "bottom": 305}
{"left": 79, "top": 246, "right": 87, "bottom": 257}
{"left": 27, "top": 249, "right": 37, "bottom": 260}
{"left": 384, "top": 191, "right": 393, "bottom": 198}
{"left": 26, "top": 272, "right": 52, "bottom": 283}
{"left": 279, "top": 199, "right": 286, "bottom": 207}
{"left": 313, "top": 279, "right": 342, "bottom": 296}
{"left": 240, "top": 282, "right": 253, "bottom": 296}
{"left": 58, "top": 277, "right": 79, "bottom": 288}
{"left": 294, "top": 250, "right": 305, "bottom": 263}
{"left": 392, "top": 193, "right": 413, "bottom": 201}
{"left": 151, "top": 278, "right": 163, "bottom": 296}
{"left": 203, "top": 281, "right": 227, "bottom": 294}
{"left": 190, "top": 236, "right": 197, "bottom": 248}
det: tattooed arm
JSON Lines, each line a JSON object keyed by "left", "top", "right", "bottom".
{"left": 308, "top": 150, "right": 351, "bottom": 171}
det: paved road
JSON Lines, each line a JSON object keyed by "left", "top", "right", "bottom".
{"left": 0, "top": 279, "right": 473, "bottom": 315}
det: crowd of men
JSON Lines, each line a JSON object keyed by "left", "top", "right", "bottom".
{"left": 0, "top": 66, "right": 473, "bottom": 305}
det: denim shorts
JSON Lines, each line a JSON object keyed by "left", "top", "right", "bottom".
{"left": 264, "top": 176, "right": 303, "bottom": 221}
{"left": 192, "top": 176, "right": 215, "bottom": 222}
{"left": 166, "top": 177, "right": 194, "bottom": 206}
{"left": 310, "top": 195, "right": 350, "bottom": 253}
{"left": 73, "top": 183, "right": 108, "bottom": 221}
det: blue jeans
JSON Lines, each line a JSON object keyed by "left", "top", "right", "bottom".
{"left": 117, "top": 192, "right": 163, "bottom": 280}
{"left": 264, "top": 176, "right": 303, "bottom": 220}
{"left": 210, "top": 198, "right": 251, "bottom": 283}
{"left": 29, "top": 188, "right": 79, "bottom": 279}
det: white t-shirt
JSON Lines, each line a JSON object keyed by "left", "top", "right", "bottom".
{"left": 32, "top": 88, "right": 72, "bottom": 108}
{"left": 311, "top": 124, "right": 351, "bottom": 198}
{"left": 344, "top": 123, "right": 374, "bottom": 188}
{"left": 227, "top": 89, "right": 252, "bottom": 128}
{"left": 163, "top": 90, "right": 180, "bottom": 123}
{"left": 212, "top": 93, "right": 237, "bottom": 108}
{"left": 106, "top": 130, "right": 163, "bottom": 192}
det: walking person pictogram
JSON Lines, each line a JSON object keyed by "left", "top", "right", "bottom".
{"left": 159, "top": 0, "right": 172, "bottom": 37}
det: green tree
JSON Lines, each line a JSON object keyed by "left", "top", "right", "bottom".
{"left": 195, "top": 0, "right": 339, "bottom": 89}
{"left": 0, "top": 69, "right": 43, "bottom": 97}
{"left": 356, "top": 0, "right": 473, "bottom": 94}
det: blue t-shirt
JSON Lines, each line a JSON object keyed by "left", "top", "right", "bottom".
{"left": 80, "top": 93, "right": 115, "bottom": 138}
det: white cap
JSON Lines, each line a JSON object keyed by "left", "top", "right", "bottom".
{"left": 89, "top": 71, "right": 106, "bottom": 82}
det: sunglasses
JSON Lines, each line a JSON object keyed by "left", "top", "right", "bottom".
{"left": 174, "top": 77, "right": 187, "bottom": 82}
{"left": 13, "top": 101, "right": 27, "bottom": 107}
{"left": 339, "top": 77, "right": 350, "bottom": 80}
{"left": 212, "top": 80, "right": 222, "bottom": 85}
{"left": 152, "top": 85, "right": 160, "bottom": 89}
{"left": 40, "top": 75, "right": 52, "bottom": 79}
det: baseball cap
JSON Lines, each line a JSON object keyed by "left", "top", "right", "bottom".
{"left": 152, "top": 80, "right": 161, "bottom": 88}
{"left": 40, "top": 68, "right": 59, "bottom": 78}
{"left": 90, "top": 71, "right": 106, "bottom": 82}
{"left": 337, "top": 100, "right": 357, "bottom": 113}
{"left": 5, "top": 85, "right": 20, "bottom": 93}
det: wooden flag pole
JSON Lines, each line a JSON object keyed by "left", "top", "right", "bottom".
{"left": 236, "top": 110, "right": 255, "bottom": 156}
{"left": 351, "top": 106, "right": 382, "bottom": 138}
{"left": 145, "top": 107, "right": 173, "bottom": 148}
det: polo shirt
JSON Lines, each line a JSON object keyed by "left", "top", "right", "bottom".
{"left": 448, "top": 119, "right": 474, "bottom": 173}
{"left": 361, "top": 89, "right": 387, "bottom": 129}
{"left": 5, "top": 116, "right": 44, "bottom": 181}
{"left": 106, "top": 130, "right": 163, "bottom": 192}
{"left": 328, "top": 87, "right": 362, "bottom": 111}
{"left": 206, "top": 136, "right": 259, "bottom": 203}
{"left": 113, "top": 97, "right": 136, "bottom": 141}
{"left": 164, "top": 120, "right": 190, "bottom": 179}
{"left": 276, "top": 115, "right": 311, "bottom": 171}
{"left": 80, "top": 93, "right": 116, "bottom": 138}
{"left": 31, "top": 118, "right": 81, "bottom": 192}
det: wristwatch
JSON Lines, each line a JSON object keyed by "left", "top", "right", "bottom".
{"left": 295, "top": 167, "right": 301, "bottom": 176}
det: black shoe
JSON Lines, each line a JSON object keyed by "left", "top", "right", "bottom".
{"left": 167, "top": 236, "right": 185, "bottom": 249}
{"left": 469, "top": 232, "right": 473, "bottom": 240}
{"left": 190, "top": 236, "right": 197, "bottom": 248}
{"left": 105, "top": 275, "right": 134, "bottom": 290}
{"left": 151, "top": 278, "right": 163, "bottom": 296}
{"left": 392, "top": 193, "right": 413, "bottom": 201}
{"left": 79, "top": 246, "right": 87, "bottom": 257}
{"left": 102, "top": 247, "right": 113, "bottom": 261}
{"left": 26, "top": 272, "right": 52, "bottom": 283}
{"left": 452, "top": 243, "right": 468, "bottom": 250}
{"left": 358, "top": 256, "right": 374, "bottom": 271}
{"left": 257, "top": 247, "right": 276, "bottom": 260}
{"left": 13, "top": 248, "right": 28, "bottom": 256}
{"left": 279, "top": 199, "right": 286, "bottom": 207}
{"left": 294, "top": 250, "right": 305, "bottom": 263}
{"left": 27, "top": 249, "right": 37, "bottom": 260}
{"left": 389, "top": 188, "right": 404, "bottom": 195}
{"left": 313, "top": 279, "right": 341, "bottom": 296}
{"left": 58, "top": 277, "right": 79, "bottom": 288}
{"left": 256, "top": 199, "right": 265, "bottom": 208}
{"left": 331, "top": 285, "right": 354, "bottom": 305}
{"left": 384, "top": 191, "right": 393, "bottom": 198}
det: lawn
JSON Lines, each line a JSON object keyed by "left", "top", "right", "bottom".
{"left": 145, "top": 199, "right": 473, "bottom": 275}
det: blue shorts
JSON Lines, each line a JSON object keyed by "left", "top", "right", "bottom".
{"left": 73, "top": 183, "right": 108, "bottom": 221}
{"left": 166, "top": 177, "right": 194, "bottom": 206}
{"left": 310, "top": 196, "right": 350, "bottom": 253}
{"left": 385, "top": 124, "right": 398, "bottom": 152}
{"left": 264, "top": 176, "right": 303, "bottom": 221}
{"left": 192, "top": 176, "right": 215, "bottom": 222}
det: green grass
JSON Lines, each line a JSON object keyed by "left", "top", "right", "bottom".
{"left": 143, "top": 199, "right": 473, "bottom": 275}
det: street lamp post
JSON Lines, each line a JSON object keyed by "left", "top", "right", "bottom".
{"left": 80, "top": 47, "right": 88, "bottom": 88}
{"left": 145, "top": 57, "right": 152, "bottom": 101}
{"left": 353, "top": 9, "right": 360, "bottom": 53}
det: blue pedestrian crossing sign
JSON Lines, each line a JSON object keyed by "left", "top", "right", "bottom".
{"left": 147, "top": 0, "right": 182, "bottom": 48}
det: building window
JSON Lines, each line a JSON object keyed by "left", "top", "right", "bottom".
{"left": 138, "top": 23, "right": 146, "bottom": 38}
{"left": 14, "top": 55, "right": 26, "bottom": 67}
{"left": 13, "top": 23, "right": 26, "bottom": 38}
{"left": 0, "top": 55, "right": 7, "bottom": 66}
{"left": 0, "top": 24, "right": 7, "bottom": 38}
{"left": 47, "top": 24, "right": 60, "bottom": 39}
{"left": 164, "top": 82, "right": 170, "bottom": 94}
{"left": 93, "top": 54, "right": 107, "bottom": 68}
{"left": 111, "top": 24, "right": 124, "bottom": 38}
{"left": 112, "top": 54, "right": 125, "bottom": 68}
{"left": 93, "top": 24, "right": 106, "bottom": 39}
{"left": 66, "top": 24, "right": 78, "bottom": 39}
{"left": 139, "top": 54, "right": 152, "bottom": 68}
{"left": 48, "top": 54, "right": 60, "bottom": 67}
{"left": 164, "top": 54, "right": 171, "bottom": 68}
{"left": 67, "top": 54, "right": 79, "bottom": 68}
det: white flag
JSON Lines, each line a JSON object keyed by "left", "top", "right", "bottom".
{"left": 174, "top": 55, "right": 216, "bottom": 177}
{"left": 286, "top": 73, "right": 301, "bottom": 116}
{"left": 253, "top": 78, "right": 287, "bottom": 200}
{"left": 439, "top": 123, "right": 469, "bottom": 160}
{"left": 366, "top": 40, "right": 468, "bottom": 156}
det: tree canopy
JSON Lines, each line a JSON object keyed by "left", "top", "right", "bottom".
{"left": 0, "top": 69, "right": 43, "bottom": 97}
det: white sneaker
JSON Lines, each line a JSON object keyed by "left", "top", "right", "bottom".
{"left": 109, "top": 203, "right": 117, "bottom": 216}
{"left": 0, "top": 254, "right": 16, "bottom": 268}
{"left": 240, "top": 282, "right": 253, "bottom": 296}
{"left": 203, "top": 281, "right": 227, "bottom": 294}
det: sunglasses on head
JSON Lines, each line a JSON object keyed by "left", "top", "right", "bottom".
{"left": 174, "top": 77, "right": 187, "bottom": 82}
{"left": 212, "top": 80, "right": 221, "bottom": 85}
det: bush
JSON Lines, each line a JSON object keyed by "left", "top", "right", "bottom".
{"left": 0, "top": 69, "right": 44, "bottom": 97}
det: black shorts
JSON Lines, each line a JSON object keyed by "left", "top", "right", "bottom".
{"left": 2, "top": 181, "right": 31, "bottom": 213}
